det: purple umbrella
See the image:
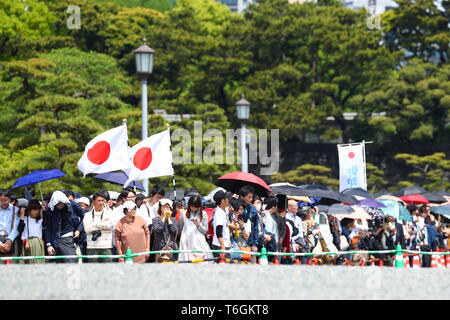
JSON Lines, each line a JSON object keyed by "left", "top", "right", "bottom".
{"left": 355, "top": 198, "right": 386, "bottom": 208}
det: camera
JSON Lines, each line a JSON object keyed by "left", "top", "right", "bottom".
{"left": 92, "top": 230, "right": 102, "bottom": 241}
{"left": 0, "top": 229, "right": 8, "bottom": 243}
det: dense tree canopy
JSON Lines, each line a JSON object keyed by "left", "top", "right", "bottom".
{"left": 0, "top": 0, "right": 449, "bottom": 195}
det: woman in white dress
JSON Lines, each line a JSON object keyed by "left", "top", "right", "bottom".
{"left": 178, "top": 195, "right": 214, "bottom": 262}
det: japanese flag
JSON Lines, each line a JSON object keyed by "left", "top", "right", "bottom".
{"left": 123, "top": 129, "right": 174, "bottom": 188}
{"left": 78, "top": 124, "right": 132, "bottom": 176}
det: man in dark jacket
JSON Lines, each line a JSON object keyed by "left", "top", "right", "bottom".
{"left": 43, "top": 191, "right": 81, "bottom": 263}
{"left": 387, "top": 216, "right": 406, "bottom": 249}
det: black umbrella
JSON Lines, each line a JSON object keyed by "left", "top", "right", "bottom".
{"left": 421, "top": 192, "right": 447, "bottom": 203}
{"left": 328, "top": 204, "right": 354, "bottom": 215}
{"left": 93, "top": 172, "right": 145, "bottom": 191}
{"left": 374, "top": 190, "right": 391, "bottom": 198}
{"left": 316, "top": 205, "right": 330, "bottom": 214}
{"left": 393, "top": 186, "right": 427, "bottom": 196}
{"left": 298, "top": 185, "right": 342, "bottom": 202}
{"left": 434, "top": 190, "right": 450, "bottom": 197}
{"left": 166, "top": 189, "right": 185, "bottom": 202}
{"left": 270, "top": 185, "right": 310, "bottom": 197}
{"left": 216, "top": 172, "right": 271, "bottom": 198}
{"left": 341, "top": 187, "right": 374, "bottom": 200}
{"left": 339, "top": 193, "right": 359, "bottom": 204}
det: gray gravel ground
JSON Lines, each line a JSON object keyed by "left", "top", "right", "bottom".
{"left": 1, "top": 264, "right": 449, "bottom": 300}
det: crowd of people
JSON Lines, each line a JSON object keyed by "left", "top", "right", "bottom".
{"left": 0, "top": 185, "right": 448, "bottom": 266}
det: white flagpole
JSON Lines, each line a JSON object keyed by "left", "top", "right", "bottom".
{"left": 362, "top": 140, "right": 367, "bottom": 191}
{"left": 166, "top": 124, "right": 177, "bottom": 201}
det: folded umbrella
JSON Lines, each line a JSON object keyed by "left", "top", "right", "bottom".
{"left": 216, "top": 172, "right": 271, "bottom": 197}
{"left": 398, "top": 194, "right": 429, "bottom": 205}
{"left": 93, "top": 171, "right": 145, "bottom": 191}
{"left": 393, "top": 186, "right": 427, "bottom": 196}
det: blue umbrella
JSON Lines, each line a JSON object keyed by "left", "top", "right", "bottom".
{"left": 11, "top": 169, "right": 65, "bottom": 189}
{"left": 11, "top": 169, "right": 66, "bottom": 201}
{"left": 430, "top": 206, "right": 450, "bottom": 218}
{"left": 378, "top": 199, "right": 411, "bottom": 221}
{"left": 93, "top": 172, "right": 145, "bottom": 191}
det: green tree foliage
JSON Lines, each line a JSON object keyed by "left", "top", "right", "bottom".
{"left": 95, "top": 0, "right": 177, "bottom": 12}
{"left": 232, "top": 0, "right": 398, "bottom": 144}
{"left": 366, "top": 162, "right": 389, "bottom": 193}
{"left": 357, "top": 58, "right": 450, "bottom": 143}
{"left": 0, "top": 0, "right": 62, "bottom": 61}
{"left": 272, "top": 164, "right": 339, "bottom": 189}
{"left": 383, "top": 0, "right": 450, "bottom": 64}
{"left": 394, "top": 152, "right": 450, "bottom": 191}
{"left": 0, "top": 48, "right": 134, "bottom": 194}
{"left": 1, "top": 0, "right": 450, "bottom": 196}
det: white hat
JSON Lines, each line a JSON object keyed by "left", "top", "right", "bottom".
{"left": 76, "top": 197, "right": 90, "bottom": 206}
{"left": 159, "top": 198, "right": 173, "bottom": 208}
{"left": 17, "top": 198, "right": 29, "bottom": 208}
{"left": 123, "top": 201, "right": 137, "bottom": 211}
{"left": 108, "top": 191, "right": 119, "bottom": 200}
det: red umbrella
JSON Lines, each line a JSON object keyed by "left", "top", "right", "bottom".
{"left": 398, "top": 194, "right": 429, "bottom": 205}
{"left": 216, "top": 172, "right": 272, "bottom": 197}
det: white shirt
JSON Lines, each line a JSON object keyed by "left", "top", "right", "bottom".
{"left": 0, "top": 204, "right": 19, "bottom": 241}
{"left": 112, "top": 205, "right": 125, "bottom": 226}
{"left": 147, "top": 202, "right": 159, "bottom": 223}
{"left": 286, "top": 211, "right": 303, "bottom": 242}
{"left": 137, "top": 203, "right": 153, "bottom": 226}
{"left": 261, "top": 210, "right": 278, "bottom": 240}
{"left": 83, "top": 208, "right": 114, "bottom": 249}
{"left": 212, "top": 206, "right": 231, "bottom": 248}
{"left": 21, "top": 217, "right": 43, "bottom": 240}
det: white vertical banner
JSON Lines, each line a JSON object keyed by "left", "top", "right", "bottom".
{"left": 337, "top": 142, "right": 367, "bottom": 192}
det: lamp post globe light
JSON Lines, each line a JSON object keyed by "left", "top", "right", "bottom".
{"left": 134, "top": 40, "right": 155, "bottom": 195}
{"left": 236, "top": 96, "right": 251, "bottom": 173}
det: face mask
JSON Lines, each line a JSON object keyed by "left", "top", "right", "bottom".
{"left": 255, "top": 204, "right": 262, "bottom": 212}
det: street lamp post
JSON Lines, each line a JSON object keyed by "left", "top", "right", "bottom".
{"left": 134, "top": 40, "right": 155, "bottom": 195}
{"left": 236, "top": 96, "right": 251, "bottom": 173}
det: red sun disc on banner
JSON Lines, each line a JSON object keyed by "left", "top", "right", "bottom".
{"left": 133, "top": 147, "right": 152, "bottom": 171}
{"left": 87, "top": 141, "right": 111, "bottom": 165}
{"left": 348, "top": 152, "right": 355, "bottom": 159}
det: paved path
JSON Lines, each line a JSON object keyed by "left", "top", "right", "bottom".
{"left": 1, "top": 264, "right": 449, "bottom": 300}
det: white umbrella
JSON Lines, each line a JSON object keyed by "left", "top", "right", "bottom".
{"left": 204, "top": 187, "right": 226, "bottom": 201}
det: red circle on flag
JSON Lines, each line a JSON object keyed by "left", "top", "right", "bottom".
{"left": 348, "top": 152, "right": 355, "bottom": 159}
{"left": 133, "top": 147, "right": 152, "bottom": 171}
{"left": 87, "top": 141, "right": 110, "bottom": 165}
